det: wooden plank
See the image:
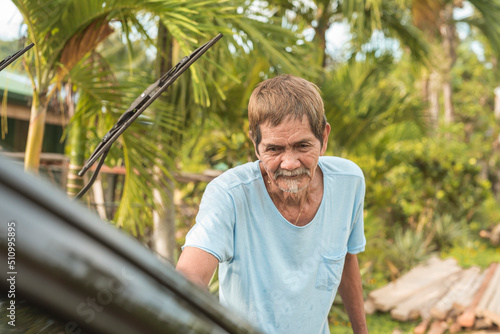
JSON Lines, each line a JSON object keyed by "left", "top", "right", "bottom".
{"left": 474, "top": 317, "right": 493, "bottom": 329}
{"left": 452, "top": 270, "right": 486, "bottom": 313}
{"left": 413, "top": 318, "right": 430, "bottom": 334}
{"left": 364, "top": 297, "right": 376, "bottom": 315}
{"left": 427, "top": 320, "right": 447, "bottom": 334}
{"left": 479, "top": 263, "right": 500, "bottom": 326}
{"left": 482, "top": 301, "right": 500, "bottom": 326}
{"left": 448, "top": 321, "right": 462, "bottom": 334}
{"left": 476, "top": 263, "right": 500, "bottom": 321}
{"left": 430, "top": 266, "right": 481, "bottom": 320}
{"left": 488, "top": 265, "right": 500, "bottom": 320}
{"left": 390, "top": 270, "right": 462, "bottom": 321}
{"left": 457, "top": 263, "right": 498, "bottom": 328}
{"left": 369, "top": 257, "right": 462, "bottom": 312}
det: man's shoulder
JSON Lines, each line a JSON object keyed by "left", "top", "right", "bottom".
{"left": 209, "top": 161, "right": 261, "bottom": 191}
{"left": 319, "top": 156, "right": 364, "bottom": 180}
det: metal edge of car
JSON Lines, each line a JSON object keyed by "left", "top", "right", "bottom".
{"left": 0, "top": 155, "right": 262, "bottom": 334}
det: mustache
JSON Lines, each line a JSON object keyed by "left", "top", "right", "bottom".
{"left": 274, "top": 167, "right": 310, "bottom": 179}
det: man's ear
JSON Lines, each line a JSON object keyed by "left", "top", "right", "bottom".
{"left": 320, "top": 123, "right": 331, "bottom": 156}
{"left": 249, "top": 130, "right": 260, "bottom": 158}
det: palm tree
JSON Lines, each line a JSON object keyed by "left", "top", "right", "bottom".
{"left": 270, "top": 0, "right": 430, "bottom": 70}
{"left": 410, "top": 0, "right": 500, "bottom": 125}
{"left": 276, "top": 0, "right": 500, "bottom": 127}
{"left": 13, "top": 0, "right": 114, "bottom": 172}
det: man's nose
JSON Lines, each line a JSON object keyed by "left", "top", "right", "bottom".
{"left": 280, "top": 152, "right": 301, "bottom": 170}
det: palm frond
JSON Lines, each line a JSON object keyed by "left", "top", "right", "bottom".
{"left": 461, "top": 0, "right": 500, "bottom": 56}
{"left": 323, "top": 53, "right": 426, "bottom": 155}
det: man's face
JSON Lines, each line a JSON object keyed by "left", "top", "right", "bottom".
{"left": 254, "top": 115, "right": 330, "bottom": 194}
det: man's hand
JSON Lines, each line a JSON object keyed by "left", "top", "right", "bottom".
{"left": 176, "top": 247, "right": 219, "bottom": 288}
{"left": 338, "top": 253, "right": 368, "bottom": 334}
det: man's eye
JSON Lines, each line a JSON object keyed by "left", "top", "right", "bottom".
{"left": 267, "top": 147, "right": 280, "bottom": 152}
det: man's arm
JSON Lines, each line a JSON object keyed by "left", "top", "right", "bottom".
{"left": 176, "top": 246, "right": 219, "bottom": 288}
{"left": 338, "top": 253, "right": 368, "bottom": 334}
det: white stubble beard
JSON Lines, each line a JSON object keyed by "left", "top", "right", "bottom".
{"left": 274, "top": 168, "right": 311, "bottom": 194}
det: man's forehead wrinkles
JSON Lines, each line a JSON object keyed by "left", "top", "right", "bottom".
{"left": 263, "top": 139, "right": 312, "bottom": 147}
{"left": 260, "top": 129, "right": 315, "bottom": 143}
{"left": 261, "top": 136, "right": 315, "bottom": 147}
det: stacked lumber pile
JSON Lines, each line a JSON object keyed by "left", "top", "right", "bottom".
{"left": 364, "top": 257, "right": 500, "bottom": 334}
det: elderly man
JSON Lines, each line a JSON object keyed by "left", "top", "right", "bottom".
{"left": 176, "top": 75, "right": 367, "bottom": 334}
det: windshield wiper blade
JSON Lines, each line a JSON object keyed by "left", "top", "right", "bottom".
{"left": 74, "top": 33, "right": 223, "bottom": 199}
{"left": 0, "top": 43, "right": 34, "bottom": 72}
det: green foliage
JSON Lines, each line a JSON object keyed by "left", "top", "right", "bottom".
{"left": 386, "top": 228, "right": 436, "bottom": 273}
{"left": 461, "top": 0, "right": 500, "bottom": 57}
{"left": 478, "top": 196, "right": 500, "bottom": 231}
{"left": 175, "top": 180, "right": 208, "bottom": 242}
{"left": 363, "top": 136, "right": 492, "bottom": 230}
{"left": 323, "top": 52, "right": 425, "bottom": 156}
{"left": 0, "top": 39, "right": 28, "bottom": 75}
{"left": 329, "top": 308, "right": 417, "bottom": 334}
{"left": 0, "top": 39, "right": 18, "bottom": 58}
{"left": 433, "top": 214, "right": 468, "bottom": 250}
{"left": 183, "top": 121, "right": 254, "bottom": 171}
{"left": 357, "top": 122, "right": 500, "bottom": 279}
{"left": 442, "top": 240, "right": 500, "bottom": 269}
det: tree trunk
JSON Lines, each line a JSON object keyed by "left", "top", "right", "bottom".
{"left": 24, "top": 93, "right": 47, "bottom": 173}
{"left": 66, "top": 115, "right": 87, "bottom": 198}
{"left": 92, "top": 174, "right": 107, "bottom": 220}
{"left": 314, "top": 3, "right": 331, "bottom": 69}
{"left": 443, "top": 79, "right": 454, "bottom": 124}
{"left": 105, "top": 174, "right": 117, "bottom": 218}
{"left": 151, "top": 21, "right": 176, "bottom": 264}
{"left": 429, "top": 70, "right": 440, "bottom": 128}
{"left": 153, "top": 175, "right": 176, "bottom": 263}
{"left": 314, "top": 24, "right": 328, "bottom": 69}
{"left": 439, "top": 4, "right": 457, "bottom": 125}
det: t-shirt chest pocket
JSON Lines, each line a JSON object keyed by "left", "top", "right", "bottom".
{"left": 315, "top": 247, "right": 347, "bottom": 291}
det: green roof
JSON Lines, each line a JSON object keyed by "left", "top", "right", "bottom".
{"left": 0, "top": 70, "right": 32, "bottom": 103}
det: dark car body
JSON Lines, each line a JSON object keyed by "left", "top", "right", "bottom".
{"left": 0, "top": 156, "right": 260, "bottom": 334}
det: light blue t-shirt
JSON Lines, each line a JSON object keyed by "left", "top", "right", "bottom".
{"left": 183, "top": 156, "right": 366, "bottom": 333}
